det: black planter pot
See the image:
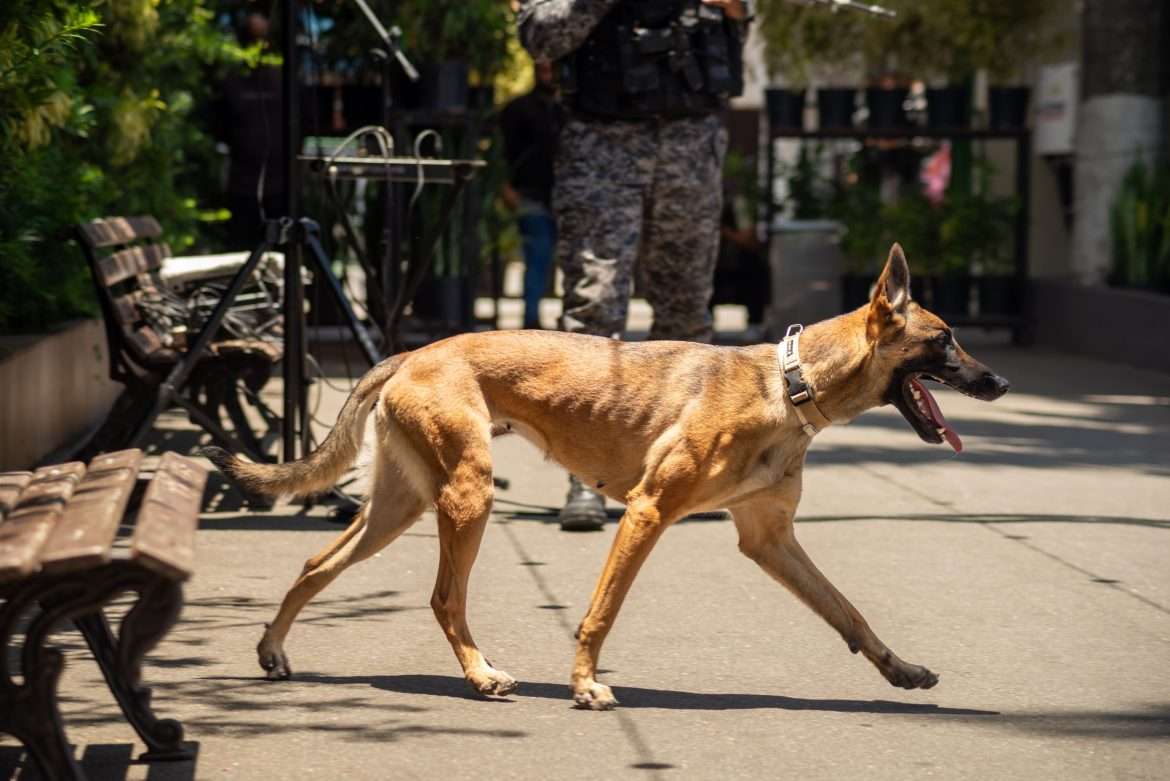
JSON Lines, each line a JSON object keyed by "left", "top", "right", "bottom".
{"left": 865, "top": 87, "right": 910, "bottom": 129}
{"left": 841, "top": 273, "right": 873, "bottom": 310}
{"left": 978, "top": 274, "right": 1020, "bottom": 315}
{"left": 988, "top": 86, "right": 1031, "bottom": 130}
{"left": 931, "top": 272, "right": 972, "bottom": 315}
{"left": 926, "top": 86, "right": 971, "bottom": 129}
{"left": 766, "top": 87, "right": 806, "bottom": 131}
{"left": 817, "top": 88, "right": 856, "bottom": 130}
{"left": 301, "top": 85, "right": 338, "bottom": 135}
{"left": 340, "top": 85, "right": 382, "bottom": 129}
{"left": 418, "top": 61, "right": 470, "bottom": 110}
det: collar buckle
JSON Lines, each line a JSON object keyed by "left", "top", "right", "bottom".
{"left": 778, "top": 323, "right": 832, "bottom": 438}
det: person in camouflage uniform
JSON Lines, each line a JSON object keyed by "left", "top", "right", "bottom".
{"left": 518, "top": 0, "right": 748, "bottom": 529}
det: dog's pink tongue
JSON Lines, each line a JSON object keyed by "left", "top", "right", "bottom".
{"left": 910, "top": 378, "right": 963, "bottom": 453}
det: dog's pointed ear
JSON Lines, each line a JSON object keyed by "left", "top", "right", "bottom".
{"left": 867, "top": 243, "right": 911, "bottom": 337}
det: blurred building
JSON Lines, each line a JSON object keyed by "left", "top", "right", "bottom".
{"left": 738, "top": 1, "right": 1168, "bottom": 371}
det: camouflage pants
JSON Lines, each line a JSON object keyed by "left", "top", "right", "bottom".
{"left": 552, "top": 113, "right": 728, "bottom": 342}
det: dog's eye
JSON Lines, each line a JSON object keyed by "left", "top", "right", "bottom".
{"left": 935, "top": 331, "right": 952, "bottom": 346}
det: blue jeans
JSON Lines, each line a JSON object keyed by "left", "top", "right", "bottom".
{"left": 517, "top": 208, "right": 556, "bottom": 329}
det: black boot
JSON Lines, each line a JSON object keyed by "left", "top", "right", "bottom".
{"left": 558, "top": 475, "right": 607, "bottom": 531}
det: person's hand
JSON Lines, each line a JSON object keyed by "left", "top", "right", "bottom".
{"left": 501, "top": 182, "right": 521, "bottom": 211}
{"left": 701, "top": 0, "right": 748, "bottom": 20}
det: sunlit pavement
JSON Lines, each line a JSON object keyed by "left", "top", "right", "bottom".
{"left": 3, "top": 332, "right": 1168, "bottom": 779}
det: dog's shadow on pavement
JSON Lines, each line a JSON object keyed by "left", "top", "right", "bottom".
{"left": 296, "top": 673, "right": 1170, "bottom": 739}
{"left": 297, "top": 672, "right": 995, "bottom": 716}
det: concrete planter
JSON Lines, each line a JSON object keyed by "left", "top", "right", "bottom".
{"left": 767, "top": 220, "right": 845, "bottom": 336}
{"left": 1029, "top": 280, "right": 1170, "bottom": 373}
{"left": 0, "top": 319, "right": 120, "bottom": 470}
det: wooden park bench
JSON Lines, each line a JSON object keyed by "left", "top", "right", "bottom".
{"left": 0, "top": 449, "right": 207, "bottom": 780}
{"left": 74, "top": 215, "right": 282, "bottom": 464}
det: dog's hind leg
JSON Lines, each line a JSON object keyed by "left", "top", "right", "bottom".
{"left": 429, "top": 439, "right": 517, "bottom": 697}
{"left": 256, "top": 456, "right": 426, "bottom": 680}
{"left": 731, "top": 490, "right": 939, "bottom": 691}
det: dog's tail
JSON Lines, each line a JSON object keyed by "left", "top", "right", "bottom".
{"left": 204, "top": 354, "right": 406, "bottom": 499}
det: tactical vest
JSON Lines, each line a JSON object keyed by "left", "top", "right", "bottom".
{"left": 560, "top": 0, "right": 744, "bottom": 120}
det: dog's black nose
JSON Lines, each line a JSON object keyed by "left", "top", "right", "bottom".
{"left": 985, "top": 373, "right": 1010, "bottom": 398}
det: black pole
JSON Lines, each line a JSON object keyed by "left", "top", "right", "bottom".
{"left": 281, "top": 0, "right": 307, "bottom": 462}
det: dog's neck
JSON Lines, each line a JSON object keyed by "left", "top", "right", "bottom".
{"left": 793, "top": 310, "right": 884, "bottom": 424}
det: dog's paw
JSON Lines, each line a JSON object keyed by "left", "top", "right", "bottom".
{"left": 469, "top": 667, "right": 517, "bottom": 697}
{"left": 886, "top": 662, "right": 938, "bottom": 690}
{"left": 572, "top": 680, "right": 618, "bottom": 711}
{"left": 259, "top": 649, "right": 292, "bottom": 681}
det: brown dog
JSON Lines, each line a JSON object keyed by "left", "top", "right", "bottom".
{"left": 207, "top": 244, "right": 1009, "bottom": 710}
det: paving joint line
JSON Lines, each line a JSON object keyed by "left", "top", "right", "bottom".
{"left": 496, "top": 517, "right": 670, "bottom": 779}
{"left": 848, "top": 463, "right": 1170, "bottom": 617}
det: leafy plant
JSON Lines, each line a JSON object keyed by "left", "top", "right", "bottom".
{"left": 0, "top": 0, "right": 256, "bottom": 334}
{"left": 939, "top": 192, "right": 1017, "bottom": 274}
{"left": 408, "top": 0, "right": 513, "bottom": 81}
{"left": 318, "top": 0, "right": 515, "bottom": 84}
{"left": 782, "top": 143, "right": 833, "bottom": 220}
{"left": 830, "top": 153, "right": 1015, "bottom": 276}
{"left": 1110, "top": 159, "right": 1170, "bottom": 293}
{"left": 755, "top": 0, "right": 1063, "bottom": 83}
{"left": 831, "top": 178, "right": 886, "bottom": 273}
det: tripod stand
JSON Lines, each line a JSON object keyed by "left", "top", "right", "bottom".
{"left": 128, "top": 0, "right": 490, "bottom": 498}
{"left": 123, "top": 216, "right": 382, "bottom": 456}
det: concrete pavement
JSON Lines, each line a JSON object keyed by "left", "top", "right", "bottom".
{"left": 3, "top": 337, "right": 1169, "bottom": 779}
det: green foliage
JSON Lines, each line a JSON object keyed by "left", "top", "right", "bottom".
{"left": 0, "top": 0, "right": 255, "bottom": 334}
{"left": 755, "top": 0, "right": 1063, "bottom": 83}
{"left": 782, "top": 144, "right": 832, "bottom": 220}
{"left": 397, "top": 0, "right": 514, "bottom": 81}
{"left": 1110, "top": 159, "right": 1170, "bottom": 293}
{"left": 319, "top": 0, "right": 516, "bottom": 83}
{"left": 723, "top": 150, "right": 766, "bottom": 226}
{"left": 831, "top": 154, "right": 1015, "bottom": 275}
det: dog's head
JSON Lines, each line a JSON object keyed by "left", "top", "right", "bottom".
{"left": 864, "top": 244, "right": 1010, "bottom": 452}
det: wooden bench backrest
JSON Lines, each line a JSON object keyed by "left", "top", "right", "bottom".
{"left": 75, "top": 216, "right": 175, "bottom": 374}
{"left": 0, "top": 450, "right": 206, "bottom": 583}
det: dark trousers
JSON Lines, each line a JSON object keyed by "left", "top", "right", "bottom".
{"left": 517, "top": 208, "right": 556, "bottom": 328}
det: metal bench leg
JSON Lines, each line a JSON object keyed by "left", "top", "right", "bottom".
{"left": 13, "top": 714, "right": 83, "bottom": 781}
{"left": 73, "top": 574, "right": 190, "bottom": 761}
{"left": 1, "top": 582, "right": 88, "bottom": 781}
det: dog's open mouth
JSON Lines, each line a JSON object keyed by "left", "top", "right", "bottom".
{"left": 901, "top": 375, "right": 962, "bottom": 453}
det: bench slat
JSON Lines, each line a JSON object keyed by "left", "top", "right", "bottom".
{"left": 127, "top": 325, "right": 169, "bottom": 361}
{"left": 40, "top": 450, "right": 144, "bottom": 574}
{"left": 97, "top": 243, "right": 171, "bottom": 287}
{"left": 109, "top": 290, "right": 144, "bottom": 327}
{"left": 0, "top": 463, "right": 85, "bottom": 582}
{"left": 79, "top": 216, "right": 163, "bottom": 249}
{"left": 129, "top": 453, "right": 207, "bottom": 581}
{"left": 0, "top": 472, "right": 32, "bottom": 521}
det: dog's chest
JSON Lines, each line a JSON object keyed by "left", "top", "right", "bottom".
{"left": 740, "top": 440, "right": 806, "bottom": 491}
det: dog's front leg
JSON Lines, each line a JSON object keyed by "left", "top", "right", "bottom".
{"left": 572, "top": 496, "right": 667, "bottom": 710}
{"left": 731, "top": 490, "right": 939, "bottom": 691}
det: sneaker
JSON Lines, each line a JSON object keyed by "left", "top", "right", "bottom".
{"left": 558, "top": 475, "right": 607, "bottom": 531}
